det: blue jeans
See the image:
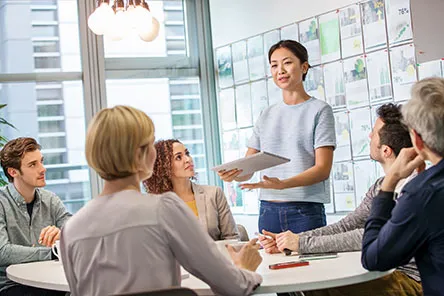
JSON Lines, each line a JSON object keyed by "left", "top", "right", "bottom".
{"left": 258, "top": 201, "right": 326, "bottom": 234}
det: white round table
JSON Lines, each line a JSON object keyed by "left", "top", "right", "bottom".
{"left": 181, "top": 251, "right": 393, "bottom": 295}
{"left": 6, "top": 251, "right": 392, "bottom": 295}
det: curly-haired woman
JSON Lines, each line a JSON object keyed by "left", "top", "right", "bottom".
{"left": 144, "top": 139, "right": 239, "bottom": 241}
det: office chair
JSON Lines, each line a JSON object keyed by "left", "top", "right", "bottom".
{"left": 113, "top": 287, "right": 198, "bottom": 296}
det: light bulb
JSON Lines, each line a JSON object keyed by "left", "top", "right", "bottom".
{"left": 105, "top": 9, "right": 130, "bottom": 41}
{"left": 126, "top": 5, "right": 138, "bottom": 28}
{"left": 138, "top": 17, "right": 160, "bottom": 42}
{"left": 87, "top": 2, "right": 114, "bottom": 35}
{"left": 134, "top": 5, "right": 153, "bottom": 28}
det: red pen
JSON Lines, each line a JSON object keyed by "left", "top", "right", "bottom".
{"left": 269, "top": 260, "right": 310, "bottom": 270}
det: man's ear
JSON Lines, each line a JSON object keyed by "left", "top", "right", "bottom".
{"left": 7, "top": 167, "right": 19, "bottom": 179}
{"left": 382, "top": 144, "right": 394, "bottom": 159}
{"left": 411, "top": 129, "right": 424, "bottom": 151}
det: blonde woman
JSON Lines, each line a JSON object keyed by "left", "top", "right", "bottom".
{"left": 60, "top": 106, "right": 262, "bottom": 296}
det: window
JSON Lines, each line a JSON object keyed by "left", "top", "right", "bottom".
{"left": 0, "top": 0, "right": 90, "bottom": 214}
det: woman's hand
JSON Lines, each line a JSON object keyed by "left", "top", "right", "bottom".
{"left": 239, "top": 175, "right": 286, "bottom": 190}
{"left": 217, "top": 169, "right": 243, "bottom": 182}
{"left": 227, "top": 238, "right": 262, "bottom": 272}
{"left": 258, "top": 230, "right": 280, "bottom": 254}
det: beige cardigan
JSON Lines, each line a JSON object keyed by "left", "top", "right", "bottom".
{"left": 191, "top": 183, "right": 239, "bottom": 241}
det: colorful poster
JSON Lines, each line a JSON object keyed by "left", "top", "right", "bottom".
{"left": 215, "top": 46, "right": 233, "bottom": 88}
{"left": 247, "top": 35, "right": 265, "bottom": 80}
{"left": 361, "top": 0, "right": 387, "bottom": 51}
{"left": 224, "top": 182, "right": 243, "bottom": 210}
{"left": 280, "top": 23, "right": 299, "bottom": 41}
{"left": 323, "top": 61, "right": 346, "bottom": 108}
{"left": 263, "top": 30, "right": 280, "bottom": 77}
{"left": 418, "top": 60, "right": 443, "bottom": 80}
{"left": 343, "top": 55, "right": 369, "bottom": 108}
{"left": 390, "top": 43, "right": 417, "bottom": 102}
{"left": 340, "top": 4, "right": 364, "bottom": 58}
{"left": 334, "top": 111, "right": 352, "bottom": 162}
{"left": 250, "top": 80, "right": 268, "bottom": 123}
{"left": 235, "top": 84, "right": 253, "bottom": 128}
{"left": 304, "top": 66, "right": 325, "bottom": 101}
{"left": 299, "top": 18, "right": 321, "bottom": 66}
{"left": 333, "top": 162, "right": 356, "bottom": 211}
{"left": 350, "top": 107, "right": 372, "bottom": 158}
{"left": 231, "top": 40, "right": 249, "bottom": 84}
{"left": 319, "top": 12, "right": 341, "bottom": 64}
{"left": 219, "top": 88, "right": 236, "bottom": 131}
{"left": 386, "top": 0, "right": 413, "bottom": 46}
{"left": 366, "top": 50, "right": 392, "bottom": 102}
{"left": 267, "top": 78, "right": 282, "bottom": 105}
{"left": 353, "top": 159, "right": 377, "bottom": 202}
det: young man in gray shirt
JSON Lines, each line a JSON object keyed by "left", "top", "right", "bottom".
{"left": 259, "top": 104, "right": 422, "bottom": 296}
{"left": 0, "top": 137, "right": 71, "bottom": 296}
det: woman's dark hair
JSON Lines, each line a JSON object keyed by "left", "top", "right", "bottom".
{"left": 268, "top": 40, "right": 310, "bottom": 81}
{"left": 377, "top": 103, "right": 412, "bottom": 156}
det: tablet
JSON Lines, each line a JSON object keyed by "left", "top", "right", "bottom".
{"left": 211, "top": 151, "right": 290, "bottom": 177}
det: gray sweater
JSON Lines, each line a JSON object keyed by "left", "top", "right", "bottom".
{"left": 298, "top": 177, "right": 420, "bottom": 281}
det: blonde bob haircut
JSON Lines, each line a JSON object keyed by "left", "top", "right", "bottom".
{"left": 86, "top": 105, "right": 155, "bottom": 180}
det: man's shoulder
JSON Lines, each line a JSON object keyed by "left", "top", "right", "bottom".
{"left": 36, "top": 188, "right": 61, "bottom": 202}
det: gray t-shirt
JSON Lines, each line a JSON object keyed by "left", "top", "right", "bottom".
{"left": 60, "top": 190, "right": 262, "bottom": 296}
{"left": 248, "top": 98, "right": 336, "bottom": 203}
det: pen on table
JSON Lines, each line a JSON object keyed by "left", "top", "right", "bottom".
{"left": 255, "top": 232, "right": 292, "bottom": 256}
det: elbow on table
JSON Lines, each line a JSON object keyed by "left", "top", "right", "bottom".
{"left": 361, "top": 253, "right": 393, "bottom": 272}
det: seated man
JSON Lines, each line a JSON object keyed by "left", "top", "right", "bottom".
{"left": 259, "top": 103, "right": 422, "bottom": 295}
{"left": 0, "top": 137, "right": 71, "bottom": 296}
{"left": 362, "top": 78, "right": 444, "bottom": 294}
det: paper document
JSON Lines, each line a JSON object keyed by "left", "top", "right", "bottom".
{"left": 212, "top": 151, "right": 290, "bottom": 177}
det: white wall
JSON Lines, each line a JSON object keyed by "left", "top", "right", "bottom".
{"left": 209, "top": 0, "right": 359, "bottom": 48}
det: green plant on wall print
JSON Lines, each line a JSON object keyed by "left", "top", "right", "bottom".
{"left": 0, "top": 104, "right": 15, "bottom": 186}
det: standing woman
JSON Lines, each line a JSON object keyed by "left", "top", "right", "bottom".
{"left": 219, "top": 40, "right": 336, "bottom": 235}
{"left": 144, "top": 139, "right": 239, "bottom": 241}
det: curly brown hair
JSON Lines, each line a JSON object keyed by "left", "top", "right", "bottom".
{"left": 143, "top": 139, "right": 180, "bottom": 194}
{"left": 0, "top": 137, "right": 41, "bottom": 182}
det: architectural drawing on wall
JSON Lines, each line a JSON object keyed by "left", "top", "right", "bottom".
{"left": 304, "top": 66, "right": 325, "bottom": 101}
{"left": 353, "top": 159, "right": 377, "bottom": 202}
{"left": 418, "top": 60, "right": 443, "bottom": 80}
{"left": 390, "top": 43, "right": 417, "bottom": 101}
{"left": 299, "top": 17, "right": 321, "bottom": 66}
{"left": 267, "top": 78, "right": 282, "bottom": 105}
{"left": 215, "top": 46, "right": 233, "bottom": 89}
{"left": 241, "top": 172, "right": 260, "bottom": 214}
{"left": 350, "top": 107, "right": 371, "bottom": 158}
{"left": 343, "top": 55, "right": 369, "bottom": 108}
{"left": 334, "top": 111, "right": 352, "bottom": 162}
{"left": 370, "top": 103, "right": 383, "bottom": 126}
{"left": 219, "top": 88, "right": 237, "bottom": 131}
{"left": 280, "top": 23, "right": 299, "bottom": 41}
{"left": 250, "top": 80, "right": 269, "bottom": 123}
{"left": 247, "top": 35, "right": 265, "bottom": 81}
{"left": 263, "top": 30, "right": 280, "bottom": 77}
{"left": 361, "top": 0, "right": 387, "bottom": 51}
{"left": 333, "top": 162, "right": 356, "bottom": 211}
{"left": 324, "top": 61, "right": 346, "bottom": 108}
{"left": 339, "top": 4, "right": 364, "bottom": 59}
{"left": 319, "top": 11, "right": 341, "bottom": 64}
{"left": 235, "top": 84, "right": 253, "bottom": 128}
{"left": 232, "top": 40, "right": 249, "bottom": 84}
{"left": 325, "top": 176, "right": 335, "bottom": 214}
{"left": 386, "top": 0, "right": 413, "bottom": 46}
{"left": 366, "top": 50, "right": 392, "bottom": 102}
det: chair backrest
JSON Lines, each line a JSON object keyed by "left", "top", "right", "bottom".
{"left": 237, "top": 224, "right": 249, "bottom": 242}
{"left": 113, "top": 287, "right": 198, "bottom": 296}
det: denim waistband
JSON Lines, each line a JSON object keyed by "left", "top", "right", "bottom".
{"left": 260, "top": 200, "right": 323, "bottom": 208}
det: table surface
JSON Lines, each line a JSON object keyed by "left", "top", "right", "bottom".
{"left": 6, "top": 251, "right": 392, "bottom": 295}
